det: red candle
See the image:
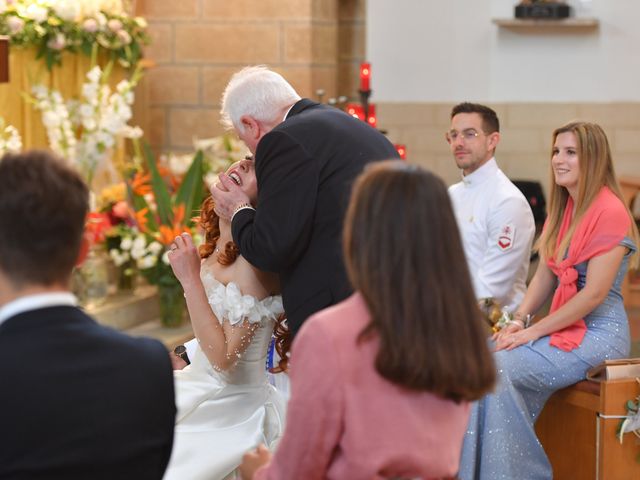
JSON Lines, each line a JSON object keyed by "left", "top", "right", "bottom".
{"left": 395, "top": 144, "right": 407, "bottom": 160}
{"left": 346, "top": 103, "right": 364, "bottom": 121}
{"left": 366, "top": 103, "right": 377, "bottom": 127}
{"left": 359, "top": 62, "right": 371, "bottom": 91}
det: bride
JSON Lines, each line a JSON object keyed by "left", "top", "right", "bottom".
{"left": 163, "top": 159, "right": 286, "bottom": 480}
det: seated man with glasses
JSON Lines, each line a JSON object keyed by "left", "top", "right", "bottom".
{"left": 446, "top": 102, "right": 535, "bottom": 314}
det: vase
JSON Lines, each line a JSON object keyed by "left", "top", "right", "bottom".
{"left": 158, "top": 282, "right": 186, "bottom": 328}
{"left": 73, "top": 245, "right": 110, "bottom": 308}
{"left": 117, "top": 260, "right": 137, "bottom": 292}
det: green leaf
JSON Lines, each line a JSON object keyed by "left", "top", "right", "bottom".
{"left": 142, "top": 142, "right": 173, "bottom": 226}
{"left": 174, "top": 150, "right": 205, "bottom": 228}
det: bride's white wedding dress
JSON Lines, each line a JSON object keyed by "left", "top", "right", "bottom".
{"left": 163, "top": 263, "right": 286, "bottom": 480}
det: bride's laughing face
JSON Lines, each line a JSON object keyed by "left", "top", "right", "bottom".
{"left": 225, "top": 158, "right": 258, "bottom": 204}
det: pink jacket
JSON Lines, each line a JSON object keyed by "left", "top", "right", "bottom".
{"left": 254, "top": 293, "right": 470, "bottom": 480}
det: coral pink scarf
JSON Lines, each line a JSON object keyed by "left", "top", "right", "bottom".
{"left": 547, "top": 187, "right": 630, "bottom": 351}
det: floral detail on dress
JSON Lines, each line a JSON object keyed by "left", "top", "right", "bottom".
{"left": 201, "top": 270, "right": 283, "bottom": 326}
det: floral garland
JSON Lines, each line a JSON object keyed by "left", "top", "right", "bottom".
{"left": 0, "top": 0, "right": 148, "bottom": 69}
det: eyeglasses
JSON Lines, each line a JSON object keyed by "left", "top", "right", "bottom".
{"left": 445, "top": 129, "right": 482, "bottom": 143}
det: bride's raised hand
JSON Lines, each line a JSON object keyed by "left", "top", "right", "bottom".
{"left": 168, "top": 232, "right": 201, "bottom": 289}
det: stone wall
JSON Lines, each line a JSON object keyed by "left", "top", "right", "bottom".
{"left": 378, "top": 102, "right": 640, "bottom": 195}
{"left": 135, "top": 0, "right": 365, "bottom": 153}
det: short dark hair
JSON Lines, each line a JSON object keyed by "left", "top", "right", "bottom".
{"left": 451, "top": 102, "right": 500, "bottom": 134}
{"left": 343, "top": 161, "right": 496, "bottom": 402}
{"left": 0, "top": 150, "right": 89, "bottom": 287}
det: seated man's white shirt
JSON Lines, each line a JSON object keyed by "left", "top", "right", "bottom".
{"left": 0, "top": 292, "right": 77, "bottom": 327}
{"left": 449, "top": 158, "right": 535, "bottom": 311}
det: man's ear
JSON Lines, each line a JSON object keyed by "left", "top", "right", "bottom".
{"left": 240, "top": 115, "right": 260, "bottom": 140}
{"left": 488, "top": 131, "right": 500, "bottom": 152}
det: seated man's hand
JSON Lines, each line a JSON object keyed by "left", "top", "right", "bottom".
{"left": 170, "top": 351, "right": 188, "bottom": 370}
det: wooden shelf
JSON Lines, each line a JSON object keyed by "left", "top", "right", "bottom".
{"left": 492, "top": 18, "right": 599, "bottom": 30}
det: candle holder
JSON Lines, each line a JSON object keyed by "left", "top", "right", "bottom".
{"left": 358, "top": 89, "right": 372, "bottom": 123}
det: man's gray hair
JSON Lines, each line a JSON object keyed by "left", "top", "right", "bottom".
{"left": 220, "top": 65, "right": 301, "bottom": 132}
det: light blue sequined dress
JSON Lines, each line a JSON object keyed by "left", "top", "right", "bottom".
{"left": 459, "top": 237, "right": 636, "bottom": 480}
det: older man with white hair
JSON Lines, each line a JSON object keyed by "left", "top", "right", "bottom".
{"left": 210, "top": 65, "right": 400, "bottom": 340}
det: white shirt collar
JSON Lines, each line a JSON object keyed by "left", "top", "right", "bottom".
{"left": 283, "top": 104, "right": 295, "bottom": 122}
{"left": 461, "top": 157, "right": 498, "bottom": 187}
{"left": 0, "top": 292, "right": 77, "bottom": 327}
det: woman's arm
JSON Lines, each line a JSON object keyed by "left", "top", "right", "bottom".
{"left": 168, "top": 233, "right": 259, "bottom": 371}
{"left": 497, "top": 245, "right": 627, "bottom": 351}
{"left": 493, "top": 258, "right": 556, "bottom": 342}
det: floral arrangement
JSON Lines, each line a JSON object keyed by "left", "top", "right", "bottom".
{"left": 29, "top": 62, "right": 142, "bottom": 186}
{"left": 0, "top": 0, "right": 148, "bottom": 70}
{"left": 0, "top": 116, "right": 22, "bottom": 156}
{"left": 125, "top": 143, "right": 205, "bottom": 289}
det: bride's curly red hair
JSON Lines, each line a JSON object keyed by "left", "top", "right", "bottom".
{"left": 198, "top": 195, "right": 291, "bottom": 371}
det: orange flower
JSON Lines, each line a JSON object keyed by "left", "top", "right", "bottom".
{"left": 158, "top": 225, "right": 184, "bottom": 245}
{"left": 134, "top": 207, "right": 149, "bottom": 233}
{"left": 131, "top": 171, "right": 152, "bottom": 196}
{"left": 173, "top": 203, "right": 185, "bottom": 227}
{"left": 157, "top": 204, "right": 189, "bottom": 245}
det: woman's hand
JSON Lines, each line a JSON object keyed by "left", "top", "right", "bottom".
{"left": 494, "top": 325, "right": 542, "bottom": 351}
{"left": 239, "top": 444, "right": 272, "bottom": 480}
{"left": 491, "top": 321, "right": 523, "bottom": 343}
{"left": 168, "top": 233, "right": 201, "bottom": 289}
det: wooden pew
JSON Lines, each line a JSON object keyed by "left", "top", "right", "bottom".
{"left": 536, "top": 379, "right": 640, "bottom": 479}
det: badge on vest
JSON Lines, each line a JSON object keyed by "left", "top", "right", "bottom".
{"left": 497, "top": 224, "right": 515, "bottom": 251}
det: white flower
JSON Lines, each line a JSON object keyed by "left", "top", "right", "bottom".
{"left": 134, "top": 16, "right": 147, "bottom": 28}
{"left": 25, "top": 4, "right": 48, "bottom": 23}
{"left": 95, "top": 12, "right": 107, "bottom": 27}
{"left": 138, "top": 254, "right": 158, "bottom": 269}
{"left": 53, "top": 0, "right": 81, "bottom": 22}
{"left": 120, "top": 125, "right": 143, "bottom": 139}
{"left": 167, "top": 153, "right": 193, "bottom": 176}
{"left": 132, "top": 235, "right": 147, "bottom": 251}
{"left": 42, "top": 111, "right": 60, "bottom": 128}
{"left": 87, "top": 66, "right": 102, "bottom": 84}
{"left": 120, "top": 236, "right": 133, "bottom": 250}
{"left": 148, "top": 241, "right": 163, "bottom": 255}
{"left": 161, "top": 251, "right": 171, "bottom": 265}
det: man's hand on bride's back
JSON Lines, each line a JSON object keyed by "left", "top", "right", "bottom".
{"left": 167, "top": 233, "right": 201, "bottom": 289}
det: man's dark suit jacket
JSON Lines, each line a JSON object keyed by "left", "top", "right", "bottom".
{"left": 232, "top": 99, "right": 400, "bottom": 336}
{"left": 0, "top": 306, "right": 176, "bottom": 479}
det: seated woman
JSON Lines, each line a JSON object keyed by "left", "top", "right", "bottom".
{"left": 240, "top": 161, "right": 496, "bottom": 480}
{"left": 459, "top": 121, "right": 640, "bottom": 479}
{"left": 163, "top": 159, "right": 286, "bottom": 480}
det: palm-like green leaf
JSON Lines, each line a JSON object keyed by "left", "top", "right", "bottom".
{"left": 174, "top": 150, "right": 205, "bottom": 228}
{"left": 142, "top": 141, "right": 173, "bottom": 226}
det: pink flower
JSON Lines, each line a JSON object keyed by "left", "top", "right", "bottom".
{"left": 7, "top": 16, "right": 24, "bottom": 34}
{"left": 116, "top": 29, "right": 131, "bottom": 45}
{"left": 112, "top": 201, "right": 130, "bottom": 219}
{"left": 82, "top": 18, "right": 99, "bottom": 33}
{"left": 107, "top": 19, "right": 123, "bottom": 32}
{"left": 47, "top": 33, "right": 66, "bottom": 51}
